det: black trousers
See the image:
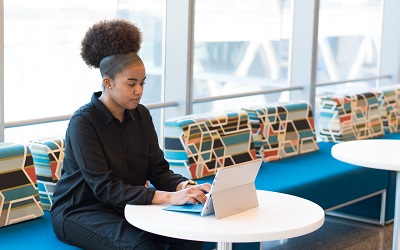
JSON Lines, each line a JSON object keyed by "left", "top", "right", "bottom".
{"left": 53, "top": 209, "right": 203, "bottom": 250}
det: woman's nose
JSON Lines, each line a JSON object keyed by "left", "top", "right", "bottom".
{"left": 134, "top": 86, "right": 143, "bottom": 95}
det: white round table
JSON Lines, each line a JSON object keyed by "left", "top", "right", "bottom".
{"left": 332, "top": 139, "right": 400, "bottom": 250}
{"left": 125, "top": 190, "right": 324, "bottom": 250}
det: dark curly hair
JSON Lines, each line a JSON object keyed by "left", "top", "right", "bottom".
{"left": 80, "top": 19, "right": 142, "bottom": 69}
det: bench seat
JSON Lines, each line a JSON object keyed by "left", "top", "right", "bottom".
{"left": 0, "top": 211, "right": 79, "bottom": 250}
{"left": 255, "top": 142, "right": 387, "bottom": 209}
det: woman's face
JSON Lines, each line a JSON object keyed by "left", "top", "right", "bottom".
{"left": 109, "top": 63, "right": 146, "bottom": 110}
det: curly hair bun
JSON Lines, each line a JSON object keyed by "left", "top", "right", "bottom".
{"left": 80, "top": 19, "right": 142, "bottom": 68}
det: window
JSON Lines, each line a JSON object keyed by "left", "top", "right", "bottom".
{"left": 316, "top": 0, "right": 382, "bottom": 96}
{"left": 193, "top": 0, "right": 292, "bottom": 113}
{"left": 4, "top": 0, "right": 164, "bottom": 143}
{"left": 2, "top": 0, "right": 398, "bottom": 144}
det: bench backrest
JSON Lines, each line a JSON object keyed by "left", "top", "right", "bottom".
{"left": 243, "top": 101, "right": 319, "bottom": 162}
{"left": 377, "top": 86, "right": 400, "bottom": 133}
{"left": 318, "top": 92, "right": 384, "bottom": 142}
{"left": 0, "top": 142, "right": 43, "bottom": 227}
{"left": 29, "top": 137, "right": 64, "bottom": 211}
{"left": 164, "top": 110, "right": 256, "bottom": 179}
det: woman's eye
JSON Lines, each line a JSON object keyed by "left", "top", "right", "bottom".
{"left": 128, "top": 84, "right": 135, "bottom": 87}
{"left": 141, "top": 82, "right": 146, "bottom": 86}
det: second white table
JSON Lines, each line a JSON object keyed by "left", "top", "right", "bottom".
{"left": 332, "top": 139, "right": 400, "bottom": 250}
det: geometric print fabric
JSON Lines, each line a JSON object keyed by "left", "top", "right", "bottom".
{"left": 29, "top": 137, "right": 64, "bottom": 211}
{"left": 0, "top": 142, "right": 43, "bottom": 227}
{"left": 243, "top": 101, "right": 319, "bottom": 162}
{"left": 164, "top": 110, "right": 256, "bottom": 179}
{"left": 377, "top": 86, "right": 400, "bottom": 133}
{"left": 318, "top": 92, "right": 384, "bottom": 143}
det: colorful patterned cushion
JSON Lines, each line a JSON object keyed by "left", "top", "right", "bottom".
{"left": 29, "top": 137, "right": 64, "bottom": 211}
{"left": 164, "top": 110, "right": 257, "bottom": 179}
{"left": 243, "top": 101, "right": 319, "bottom": 162}
{"left": 318, "top": 92, "right": 384, "bottom": 142}
{"left": 377, "top": 86, "right": 400, "bottom": 133}
{"left": 0, "top": 142, "right": 43, "bottom": 227}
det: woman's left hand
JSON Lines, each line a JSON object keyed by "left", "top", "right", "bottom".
{"left": 164, "top": 183, "right": 212, "bottom": 205}
{"left": 152, "top": 183, "right": 211, "bottom": 205}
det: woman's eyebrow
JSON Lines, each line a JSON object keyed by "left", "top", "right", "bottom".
{"left": 127, "top": 76, "right": 146, "bottom": 81}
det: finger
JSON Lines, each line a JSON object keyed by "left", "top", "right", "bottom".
{"left": 197, "top": 183, "right": 211, "bottom": 193}
{"left": 188, "top": 185, "right": 209, "bottom": 195}
{"left": 193, "top": 192, "right": 208, "bottom": 204}
{"left": 192, "top": 183, "right": 209, "bottom": 190}
{"left": 195, "top": 187, "right": 209, "bottom": 196}
{"left": 188, "top": 196, "right": 199, "bottom": 205}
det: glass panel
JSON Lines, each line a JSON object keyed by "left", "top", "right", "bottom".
{"left": 5, "top": 121, "right": 69, "bottom": 144}
{"left": 4, "top": 0, "right": 164, "bottom": 143}
{"left": 117, "top": 0, "right": 164, "bottom": 105}
{"left": 4, "top": 0, "right": 114, "bottom": 122}
{"left": 316, "top": 0, "right": 382, "bottom": 96}
{"left": 117, "top": 0, "right": 164, "bottom": 138}
{"left": 314, "top": 0, "right": 383, "bottom": 137}
{"left": 193, "top": 0, "right": 292, "bottom": 113}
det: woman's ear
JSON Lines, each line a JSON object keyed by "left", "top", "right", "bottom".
{"left": 102, "top": 76, "right": 112, "bottom": 90}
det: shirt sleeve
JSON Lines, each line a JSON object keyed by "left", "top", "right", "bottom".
{"left": 67, "top": 115, "right": 155, "bottom": 210}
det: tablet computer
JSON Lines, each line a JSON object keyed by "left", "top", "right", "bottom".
{"left": 164, "top": 159, "right": 262, "bottom": 219}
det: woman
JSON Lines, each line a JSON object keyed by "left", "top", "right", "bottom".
{"left": 51, "top": 19, "right": 211, "bottom": 250}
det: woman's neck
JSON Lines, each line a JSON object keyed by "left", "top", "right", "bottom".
{"left": 99, "top": 92, "right": 125, "bottom": 123}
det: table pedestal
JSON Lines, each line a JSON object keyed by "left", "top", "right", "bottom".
{"left": 394, "top": 172, "right": 400, "bottom": 250}
{"left": 217, "top": 242, "right": 232, "bottom": 250}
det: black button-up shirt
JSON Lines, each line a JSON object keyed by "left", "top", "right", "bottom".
{"left": 51, "top": 92, "right": 186, "bottom": 219}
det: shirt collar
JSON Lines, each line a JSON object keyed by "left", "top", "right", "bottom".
{"left": 92, "top": 92, "right": 135, "bottom": 124}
